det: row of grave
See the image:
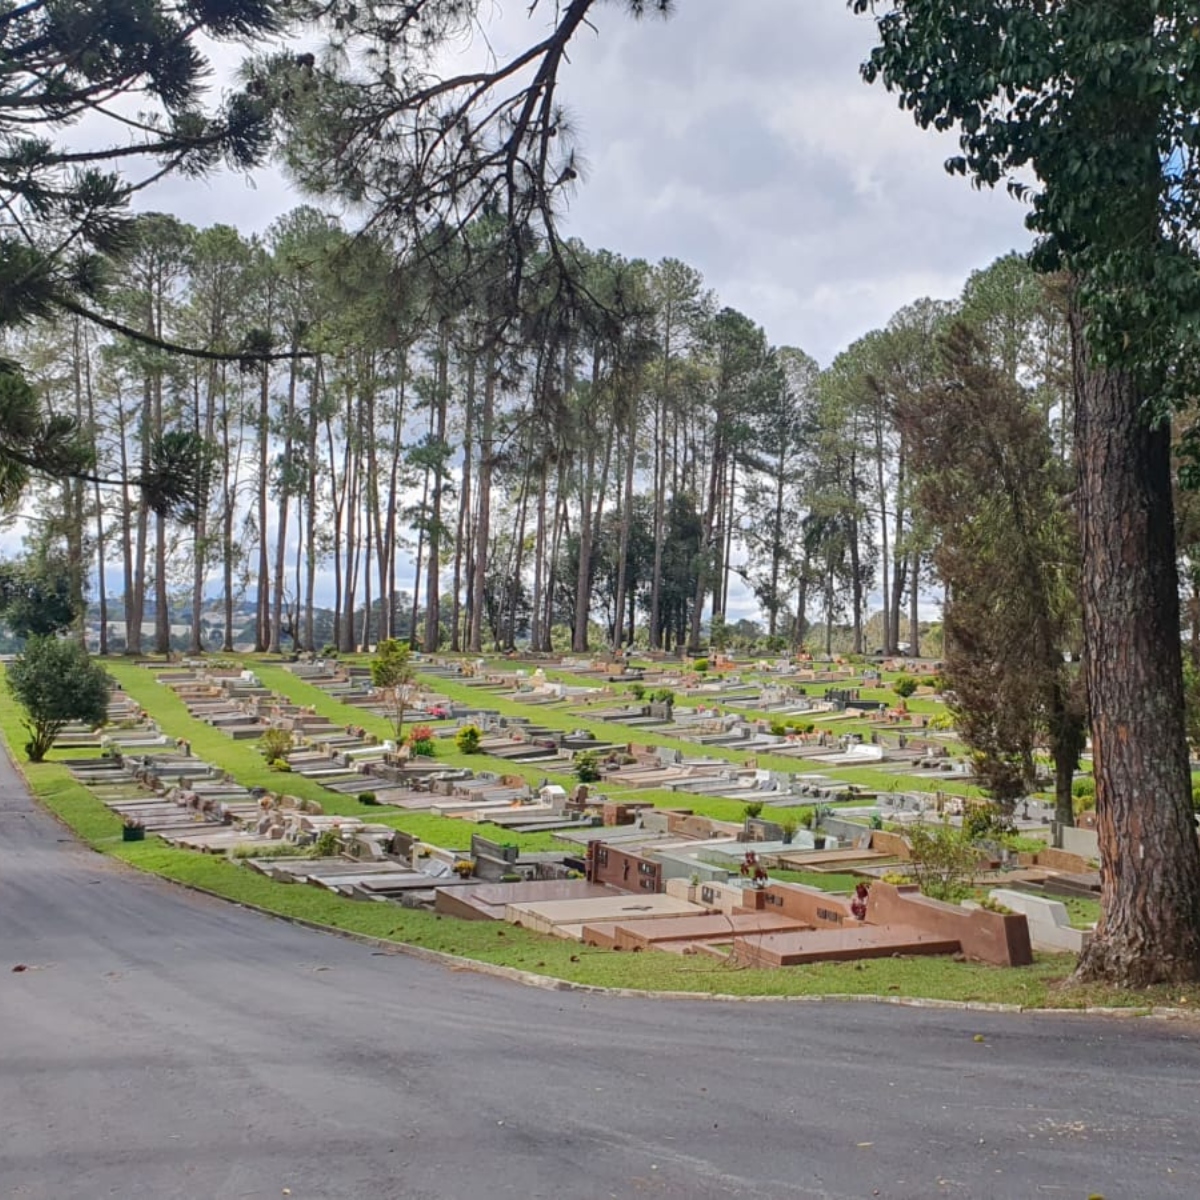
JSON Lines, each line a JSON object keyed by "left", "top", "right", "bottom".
{"left": 431, "top": 662, "right": 977, "bottom": 780}
{"left": 57, "top": 693, "right": 1093, "bottom": 966}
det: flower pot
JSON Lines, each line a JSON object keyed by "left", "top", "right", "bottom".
{"left": 812, "top": 835, "right": 827, "bottom": 851}
{"left": 122, "top": 825, "right": 145, "bottom": 842}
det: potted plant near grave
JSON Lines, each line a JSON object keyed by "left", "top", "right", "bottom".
{"left": 779, "top": 814, "right": 799, "bottom": 845}
{"left": 122, "top": 817, "right": 145, "bottom": 843}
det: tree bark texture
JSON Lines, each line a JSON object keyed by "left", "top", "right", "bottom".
{"left": 1071, "top": 305, "right": 1200, "bottom": 985}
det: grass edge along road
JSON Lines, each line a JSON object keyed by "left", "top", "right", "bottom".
{"left": 3, "top": 658, "right": 1193, "bottom": 1011}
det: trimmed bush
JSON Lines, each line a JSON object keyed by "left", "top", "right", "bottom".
{"left": 575, "top": 750, "right": 602, "bottom": 783}
{"left": 455, "top": 724, "right": 483, "bottom": 754}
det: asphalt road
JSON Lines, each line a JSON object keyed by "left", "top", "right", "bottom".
{"left": 3, "top": 753, "right": 1199, "bottom": 1200}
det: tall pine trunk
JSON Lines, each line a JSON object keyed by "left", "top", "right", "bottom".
{"left": 1071, "top": 303, "right": 1200, "bottom": 985}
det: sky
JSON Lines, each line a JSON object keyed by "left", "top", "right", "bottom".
{"left": 142, "top": 0, "right": 1034, "bottom": 368}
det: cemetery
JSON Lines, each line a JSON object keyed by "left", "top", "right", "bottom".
{"left": 16, "top": 647, "right": 1125, "bottom": 995}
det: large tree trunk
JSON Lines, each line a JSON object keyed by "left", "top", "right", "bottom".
{"left": 1071, "top": 305, "right": 1200, "bottom": 986}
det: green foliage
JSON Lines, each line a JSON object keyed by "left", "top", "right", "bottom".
{"left": 691, "top": 658, "right": 709, "bottom": 673}
{"left": 709, "top": 613, "right": 729, "bottom": 651}
{"left": 358, "top": 792, "right": 378, "bottom": 806}
{"left": 371, "top": 638, "right": 415, "bottom": 741}
{"left": 1184, "top": 655, "right": 1200, "bottom": 748}
{"left": 743, "top": 800, "right": 765, "bottom": 819}
{"left": 7, "top": 637, "right": 111, "bottom": 761}
{"left": 574, "top": 750, "right": 602, "bottom": 783}
{"left": 0, "top": 0, "right": 283, "bottom": 506}
{"left": 649, "top": 687, "right": 675, "bottom": 705}
{"left": 0, "top": 557, "right": 78, "bottom": 638}
{"left": 311, "top": 830, "right": 341, "bottom": 858}
{"left": 769, "top": 720, "right": 787, "bottom": 736}
{"left": 627, "top": 682, "right": 646, "bottom": 700}
{"left": 407, "top": 724, "right": 436, "bottom": 757}
{"left": 269, "top": 758, "right": 292, "bottom": 772}
{"left": 905, "top": 820, "right": 980, "bottom": 903}
{"left": 258, "top": 727, "right": 294, "bottom": 761}
{"left": 963, "top": 801, "right": 1013, "bottom": 841}
{"left": 892, "top": 675, "right": 918, "bottom": 700}
{"left": 455, "top": 724, "right": 483, "bottom": 754}
{"left": 1072, "top": 776, "right": 1096, "bottom": 799}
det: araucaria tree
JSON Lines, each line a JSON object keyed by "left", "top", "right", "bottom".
{"left": 7, "top": 637, "right": 111, "bottom": 761}
{"left": 861, "top": 0, "right": 1200, "bottom": 983}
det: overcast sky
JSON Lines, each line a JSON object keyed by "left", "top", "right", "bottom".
{"left": 144, "top": 0, "right": 1034, "bottom": 368}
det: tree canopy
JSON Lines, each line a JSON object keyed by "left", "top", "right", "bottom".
{"left": 0, "top": 0, "right": 287, "bottom": 506}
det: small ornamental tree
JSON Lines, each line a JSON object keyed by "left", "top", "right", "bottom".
{"left": 892, "top": 675, "right": 918, "bottom": 700}
{"left": 7, "top": 637, "right": 111, "bottom": 761}
{"left": 906, "top": 820, "right": 979, "bottom": 903}
{"left": 370, "top": 638, "right": 416, "bottom": 743}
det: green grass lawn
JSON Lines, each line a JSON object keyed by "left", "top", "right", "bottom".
{"left": 104, "top": 660, "right": 571, "bottom": 852}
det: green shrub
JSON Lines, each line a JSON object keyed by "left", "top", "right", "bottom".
{"left": 575, "top": 750, "right": 602, "bottom": 783}
{"left": 258, "top": 727, "right": 294, "bottom": 761}
{"left": 311, "top": 829, "right": 341, "bottom": 857}
{"left": 269, "top": 758, "right": 292, "bottom": 772}
{"left": 358, "top": 792, "right": 378, "bottom": 806}
{"left": 892, "top": 675, "right": 918, "bottom": 700}
{"left": 905, "top": 821, "right": 979, "bottom": 902}
{"left": 407, "top": 724, "right": 436, "bottom": 756}
{"left": 769, "top": 720, "right": 787, "bottom": 737}
{"left": 692, "top": 658, "right": 709, "bottom": 673}
{"left": 628, "top": 682, "right": 646, "bottom": 700}
{"left": 743, "top": 800, "right": 765, "bottom": 819}
{"left": 455, "top": 724, "right": 483, "bottom": 754}
{"left": 650, "top": 687, "right": 676, "bottom": 705}
{"left": 1071, "top": 776, "right": 1095, "bottom": 798}
{"left": 799, "top": 806, "right": 816, "bottom": 830}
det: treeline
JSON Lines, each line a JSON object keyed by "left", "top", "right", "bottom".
{"left": 3, "top": 211, "right": 1078, "bottom": 658}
